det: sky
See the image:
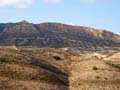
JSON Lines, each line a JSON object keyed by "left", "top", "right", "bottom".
{"left": 0, "top": 0, "right": 120, "bottom": 34}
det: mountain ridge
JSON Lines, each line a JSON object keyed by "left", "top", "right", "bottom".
{"left": 0, "top": 21, "right": 120, "bottom": 48}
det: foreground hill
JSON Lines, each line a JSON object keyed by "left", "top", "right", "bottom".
{"left": 0, "top": 21, "right": 120, "bottom": 48}
{"left": 0, "top": 47, "right": 70, "bottom": 90}
{"left": 0, "top": 47, "right": 120, "bottom": 90}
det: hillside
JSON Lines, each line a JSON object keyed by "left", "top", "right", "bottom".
{"left": 70, "top": 51, "right": 120, "bottom": 90}
{"left": 0, "top": 47, "right": 70, "bottom": 90}
{"left": 0, "top": 47, "right": 120, "bottom": 90}
{"left": 0, "top": 21, "right": 120, "bottom": 48}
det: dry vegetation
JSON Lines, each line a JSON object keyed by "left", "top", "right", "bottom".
{"left": 0, "top": 47, "right": 120, "bottom": 90}
{"left": 0, "top": 47, "right": 71, "bottom": 90}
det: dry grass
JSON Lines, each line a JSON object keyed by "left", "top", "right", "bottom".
{"left": 0, "top": 47, "right": 70, "bottom": 90}
{"left": 0, "top": 47, "right": 120, "bottom": 90}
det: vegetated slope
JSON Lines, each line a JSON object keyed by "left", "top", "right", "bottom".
{"left": 0, "top": 21, "right": 120, "bottom": 48}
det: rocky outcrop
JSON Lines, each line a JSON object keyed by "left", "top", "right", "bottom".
{"left": 0, "top": 21, "right": 120, "bottom": 48}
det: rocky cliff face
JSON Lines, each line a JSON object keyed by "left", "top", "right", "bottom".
{"left": 0, "top": 21, "right": 120, "bottom": 48}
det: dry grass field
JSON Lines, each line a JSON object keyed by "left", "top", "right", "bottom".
{"left": 0, "top": 47, "right": 120, "bottom": 90}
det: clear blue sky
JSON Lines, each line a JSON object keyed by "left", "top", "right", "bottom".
{"left": 0, "top": 0, "right": 120, "bottom": 34}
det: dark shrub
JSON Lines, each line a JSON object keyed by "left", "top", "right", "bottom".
{"left": 95, "top": 76, "right": 100, "bottom": 79}
{"left": 53, "top": 56, "right": 61, "bottom": 61}
{"left": 93, "top": 66, "right": 98, "bottom": 70}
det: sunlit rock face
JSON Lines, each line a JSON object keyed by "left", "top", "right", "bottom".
{"left": 0, "top": 21, "right": 120, "bottom": 48}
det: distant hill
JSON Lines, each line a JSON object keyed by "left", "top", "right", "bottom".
{"left": 0, "top": 20, "right": 120, "bottom": 48}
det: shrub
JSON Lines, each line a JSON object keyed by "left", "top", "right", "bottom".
{"left": 95, "top": 76, "right": 100, "bottom": 79}
{"left": 53, "top": 56, "right": 61, "bottom": 61}
{"left": 92, "top": 66, "right": 98, "bottom": 70}
{"left": 0, "top": 57, "right": 9, "bottom": 63}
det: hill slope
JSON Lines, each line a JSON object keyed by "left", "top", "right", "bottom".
{"left": 0, "top": 47, "right": 70, "bottom": 90}
{"left": 0, "top": 47, "right": 120, "bottom": 90}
